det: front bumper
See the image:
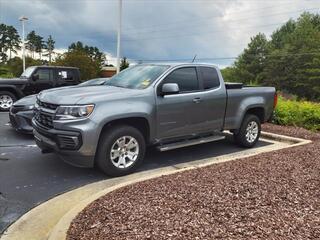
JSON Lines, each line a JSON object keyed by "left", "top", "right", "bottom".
{"left": 32, "top": 119, "right": 95, "bottom": 168}
{"left": 9, "top": 110, "right": 34, "bottom": 134}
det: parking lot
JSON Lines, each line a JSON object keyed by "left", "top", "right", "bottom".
{"left": 0, "top": 112, "right": 272, "bottom": 233}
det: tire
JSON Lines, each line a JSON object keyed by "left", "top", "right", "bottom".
{"left": 0, "top": 91, "right": 17, "bottom": 111}
{"left": 234, "top": 114, "right": 261, "bottom": 148}
{"left": 96, "top": 125, "right": 146, "bottom": 177}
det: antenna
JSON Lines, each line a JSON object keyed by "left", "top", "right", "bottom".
{"left": 192, "top": 54, "right": 197, "bottom": 63}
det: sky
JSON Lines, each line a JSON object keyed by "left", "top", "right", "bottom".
{"left": 1, "top": 0, "right": 320, "bottom": 67}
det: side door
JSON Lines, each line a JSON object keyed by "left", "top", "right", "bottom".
{"left": 155, "top": 67, "right": 207, "bottom": 140}
{"left": 32, "top": 68, "right": 54, "bottom": 93}
{"left": 197, "top": 66, "right": 227, "bottom": 131}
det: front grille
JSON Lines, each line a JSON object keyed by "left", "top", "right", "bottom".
{"left": 37, "top": 100, "right": 59, "bottom": 110}
{"left": 34, "top": 100, "right": 58, "bottom": 129}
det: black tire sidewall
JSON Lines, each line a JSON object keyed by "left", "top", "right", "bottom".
{"left": 235, "top": 114, "right": 261, "bottom": 148}
{"left": 0, "top": 91, "right": 17, "bottom": 111}
{"left": 96, "top": 125, "right": 146, "bottom": 177}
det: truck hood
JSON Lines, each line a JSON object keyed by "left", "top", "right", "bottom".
{"left": 38, "top": 85, "right": 143, "bottom": 105}
{"left": 0, "top": 78, "right": 27, "bottom": 85}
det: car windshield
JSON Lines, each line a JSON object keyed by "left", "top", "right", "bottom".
{"left": 20, "top": 66, "right": 36, "bottom": 78}
{"left": 105, "top": 65, "right": 169, "bottom": 89}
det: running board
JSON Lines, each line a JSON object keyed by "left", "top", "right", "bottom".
{"left": 157, "top": 135, "right": 225, "bottom": 152}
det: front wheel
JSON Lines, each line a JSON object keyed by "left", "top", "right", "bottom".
{"left": 234, "top": 114, "right": 261, "bottom": 148}
{"left": 96, "top": 125, "right": 146, "bottom": 177}
{"left": 0, "top": 91, "right": 17, "bottom": 111}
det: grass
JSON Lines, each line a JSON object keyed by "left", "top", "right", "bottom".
{"left": 273, "top": 96, "right": 320, "bottom": 131}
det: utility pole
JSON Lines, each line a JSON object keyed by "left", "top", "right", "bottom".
{"left": 19, "top": 16, "right": 28, "bottom": 72}
{"left": 116, "top": 0, "right": 122, "bottom": 74}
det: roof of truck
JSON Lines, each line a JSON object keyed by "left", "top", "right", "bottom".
{"left": 34, "top": 65, "right": 79, "bottom": 70}
{"left": 138, "top": 62, "right": 218, "bottom": 68}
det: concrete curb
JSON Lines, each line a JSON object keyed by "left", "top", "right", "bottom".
{"left": 0, "top": 132, "right": 311, "bottom": 240}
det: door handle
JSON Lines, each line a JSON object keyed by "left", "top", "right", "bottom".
{"left": 193, "top": 97, "right": 202, "bottom": 103}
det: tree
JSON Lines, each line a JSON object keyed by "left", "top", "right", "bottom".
{"left": 0, "top": 24, "right": 8, "bottom": 63}
{"left": 26, "top": 31, "right": 37, "bottom": 58}
{"left": 26, "top": 30, "right": 44, "bottom": 59}
{"left": 35, "top": 35, "right": 45, "bottom": 59}
{"left": 43, "top": 35, "right": 55, "bottom": 63}
{"left": 221, "top": 12, "right": 320, "bottom": 101}
{"left": 6, "top": 25, "right": 21, "bottom": 60}
{"left": 54, "top": 51, "right": 100, "bottom": 80}
{"left": 120, "top": 57, "right": 129, "bottom": 71}
{"left": 5, "top": 56, "right": 43, "bottom": 77}
{"left": 233, "top": 33, "right": 269, "bottom": 85}
{"left": 68, "top": 41, "right": 105, "bottom": 63}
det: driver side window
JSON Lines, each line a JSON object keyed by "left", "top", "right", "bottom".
{"left": 160, "top": 67, "right": 199, "bottom": 93}
{"left": 34, "top": 69, "right": 51, "bottom": 81}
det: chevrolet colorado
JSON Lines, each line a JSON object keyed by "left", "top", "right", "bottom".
{"left": 32, "top": 63, "right": 277, "bottom": 176}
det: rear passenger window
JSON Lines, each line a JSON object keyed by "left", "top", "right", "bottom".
{"left": 58, "top": 70, "right": 74, "bottom": 82}
{"left": 162, "top": 67, "right": 199, "bottom": 92}
{"left": 200, "top": 67, "right": 220, "bottom": 89}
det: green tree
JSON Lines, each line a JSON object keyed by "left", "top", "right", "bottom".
{"left": 5, "top": 56, "right": 43, "bottom": 77}
{"left": 26, "top": 30, "right": 37, "bottom": 58}
{"left": 120, "top": 57, "right": 129, "bottom": 71}
{"left": 26, "top": 30, "right": 44, "bottom": 59}
{"left": 43, "top": 35, "right": 55, "bottom": 63}
{"left": 222, "top": 12, "right": 320, "bottom": 101}
{"left": 68, "top": 41, "right": 105, "bottom": 63}
{"left": 6, "top": 25, "right": 21, "bottom": 59}
{"left": 234, "top": 33, "right": 269, "bottom": 85}
{"left": 35, "top": 35, "right": 45, "bottom": 59}
{"left": 0, "top": 24, "right": 8, "bottom": 62}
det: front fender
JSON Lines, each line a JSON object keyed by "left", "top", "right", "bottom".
{"left": 0, "top": 85, "right": 25, "bottom": 98}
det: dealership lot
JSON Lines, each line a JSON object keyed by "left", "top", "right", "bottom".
{"left": 0, "top": 112, "right": 272, "bottom": 233}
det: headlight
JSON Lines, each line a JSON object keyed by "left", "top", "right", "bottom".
{"left": 54, "top": 105, "right": 95, "bottom": 120}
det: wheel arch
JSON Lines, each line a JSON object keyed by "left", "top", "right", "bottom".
{"left": 0, "top": 86, "right": 24, "bottom": 99}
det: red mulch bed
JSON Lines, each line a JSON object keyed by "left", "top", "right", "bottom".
{"left": 67, "top": 124, "right": 320, "bottom": 240}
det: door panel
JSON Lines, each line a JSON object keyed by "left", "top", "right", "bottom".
{"left": 156, "top": 92, "right": 206, "bottom": 139}
{"left": 156, "top": 67, "right": 207, "bottom": 140}
{"left": 33, "top": 68, "right": 53, "bottom": 92}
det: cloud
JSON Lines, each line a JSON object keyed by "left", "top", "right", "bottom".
{"left": 1, "top": 0, "right": 320, "bottom": 66}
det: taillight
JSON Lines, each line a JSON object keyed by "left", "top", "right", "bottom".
{"left": 274, "top": 93, "right": 278, "bottom": 108}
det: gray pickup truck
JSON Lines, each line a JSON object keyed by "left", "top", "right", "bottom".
{"left": 32, "top": 63, "right": 276, "bottom": 176}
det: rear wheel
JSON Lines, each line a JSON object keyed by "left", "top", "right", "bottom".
{"left": 0, "top": 91, "right": 17, "bottom": 111}
{"left": 96, "top": 125, "right": 146, "bottom": 177}
{"left": 234, "top": 114, "right": 261, "bottom": 148}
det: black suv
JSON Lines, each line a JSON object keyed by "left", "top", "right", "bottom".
{"left": 0, "top": 66, "right": 80, "bottom": 111}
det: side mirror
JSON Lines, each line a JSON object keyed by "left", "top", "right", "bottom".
{"left": 32, "top": 74, "right": 39, "bottom": 81}
{"left": 161, "top": 83, "right": 179, "bottom": 96}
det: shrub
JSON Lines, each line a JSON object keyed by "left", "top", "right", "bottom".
{"left": 273, "top": 96, "right": 320, "bottom": 131}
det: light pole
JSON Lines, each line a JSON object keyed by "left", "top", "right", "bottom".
{"left": 19, "top": 16, "right": 28, "bottom": 72}
{"left": 116, "top": 0, "right": 122, "bottom": 74}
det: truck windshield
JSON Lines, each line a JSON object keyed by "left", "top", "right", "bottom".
{"left": 105, "top": 65, "right": 169, "bottom": 89}
{"left": 20, "top": 66, "right": 36, "bottom": 78}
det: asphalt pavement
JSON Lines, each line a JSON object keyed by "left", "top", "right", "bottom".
{"left": 0, "top": 112, "right": 271, "bottom": 233}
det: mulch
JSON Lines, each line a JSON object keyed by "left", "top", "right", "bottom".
{"left": 67, "top": 123, "right": 320, "bottom": 240}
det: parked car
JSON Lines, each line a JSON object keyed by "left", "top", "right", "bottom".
{"left": 32, "top": 63, "right": 277, "bottom": 176}
{"left": 0, "top": 66, "right": 80, "bottom": 111}
{"left": 9, "top": 78, "right": 109, "bottom": 134}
